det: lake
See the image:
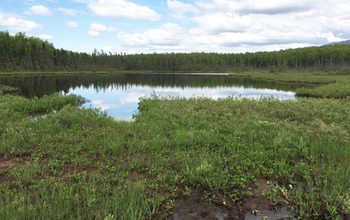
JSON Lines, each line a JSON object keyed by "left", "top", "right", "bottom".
{"left": 0, "top": 73, "right": 307, "bottom": 120}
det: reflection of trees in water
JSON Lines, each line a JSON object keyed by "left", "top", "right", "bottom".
{"left": 0, "top": 73, "right": 309, "bottom": 98}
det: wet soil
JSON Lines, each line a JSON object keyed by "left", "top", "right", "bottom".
{"left": 0, "top": 157, "right": 33, "bottom": 186}
{"left": 0, "top": 171, "right": 15, "bottom": 186}
{"left": 0, "top": 157, "right": 20, "bottom": 186}
{"left": 0, "top": 157, "right": 23, "bottom": 171}
{"left": 159, "top": 179, "right": 293, "bottom": 220}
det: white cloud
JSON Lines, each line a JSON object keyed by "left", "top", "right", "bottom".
{"left": 100, "top": 46, "right": 116, "bottom": 54}
{"left": 192, "top": 12, "right": 252, "bottom": 34}
{"left": 118, "top": 23, "right": 185, "bottom": 48}
{"left": 66, "top": 21, "right": 79, "bottom": 28}
{"left": 167, "top": 0, "right": 199, "bottom": 19}
{"left": 56, "top": 7, "right": 84, "bottom": 16}
{"left": 88, "top": 30, "right": 100, "bottom": 37}
{"left": 24, "top": 5, "right": 52, "bottom": 16}
{"left": 317, "top": 32, "right": 346, "bottom": 43}
{"left": 88, "top": 22, "right": 115, "bottom": 36}
{"left": 73, "top": 0, "right": 93, "bottom": 3}
{"left": 90, "top": 22, "right": 115, "bottom": 32}
{"left": 195, "top": 0, "right": 320, "bottom": 14}
{"left": 166, "top": 0, "right": 349, "bottom": 52}
{"left": 0, "top": 13, "right": 43, "bottom": 31}
{"left": 88, "top": 0, "right": 161, "bottom": 21}
{"left": 39, "top": 34, "right": 53, "bottom": 40}
{"left": 91, "top": 99, "right": 103, "bottom": 105}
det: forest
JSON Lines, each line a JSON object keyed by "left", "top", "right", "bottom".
{"left": 1, "top": 31, "right": 350, "bottom": 72}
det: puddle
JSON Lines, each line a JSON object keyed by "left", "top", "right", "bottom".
{"left": 173, "top": 210, "right": 228, "bottom": 220}
{"left": 245, "top": 206, "right": 294, "bottom": 220}
{"left": 216, "top": 211, "right": 229, "bottom": 220}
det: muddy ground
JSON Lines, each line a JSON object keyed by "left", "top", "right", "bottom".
{"left": 158, "top": 179, "right": 293, "bottom": 220}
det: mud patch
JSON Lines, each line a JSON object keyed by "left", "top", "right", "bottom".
{"left": 0, "top": 157, "right": 30, "bottom": 171}
{"left": 170, "top": 193, "right": 232, "bottom": 220}
{"left": 0, "top": 172, "right": 15, "bottom": 186}
{"left": 61, "top": 165, "right": 101, "bottom": 181}
{"left": 241, "top": 178, "right": 273, "bottom": 211}
{"left": 161, "top": 178, "right": 294, "bottom": 220}
{"left": 0, "top": 158, "right": 20, "bottom": 171}
{"left": 0, "top": 157, "right": 31, "bottom": 186}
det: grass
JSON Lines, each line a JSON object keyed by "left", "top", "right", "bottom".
{"left": 1, "top": 71, "right": 350, "bottom": 219}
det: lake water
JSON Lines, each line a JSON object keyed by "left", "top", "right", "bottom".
{"left": 0, "top": 73, "right": 307, "bottom": 120}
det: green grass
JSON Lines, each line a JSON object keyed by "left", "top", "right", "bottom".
{"left": 1, "top": 177, "right": 159, "bottom": 220}
{"left": 296, "top": 80, "right": 350, "bottom": 98}
{"left": 1, "top": 73, "right": 350, "bottom": 219}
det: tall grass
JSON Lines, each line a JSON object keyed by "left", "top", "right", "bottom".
{"left": 0, "top": 178, "right": 159, "bottom": 220}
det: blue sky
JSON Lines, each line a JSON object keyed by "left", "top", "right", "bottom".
{"left": 1, "top": 0, "right": 350, "bottom": 54}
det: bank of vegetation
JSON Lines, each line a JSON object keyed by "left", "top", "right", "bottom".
{"left": 1, "top": 31, "right": 350, "bottom": 219}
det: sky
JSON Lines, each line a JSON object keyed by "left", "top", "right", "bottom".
{"left": 1, "top": 0, "right": 350, "bottom": 54}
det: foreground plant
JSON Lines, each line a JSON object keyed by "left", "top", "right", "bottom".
{"left": 1, "top": 86, "right": 350, "bottom": 219}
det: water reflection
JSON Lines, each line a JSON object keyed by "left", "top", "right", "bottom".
{"left": 0, "top": 73, "right": 310, "bottom": 120}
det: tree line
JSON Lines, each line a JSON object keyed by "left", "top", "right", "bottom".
{"left": 1, "top": 31, "right": 350, "bottom": 72}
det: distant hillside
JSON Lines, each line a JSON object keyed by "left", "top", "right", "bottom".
{"left": 326, "top": 39, "right": 350, "bottom": 45}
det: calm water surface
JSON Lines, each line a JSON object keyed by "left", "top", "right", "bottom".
{"left": 0, "top": 73, "right": 307, "bottom": 120}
